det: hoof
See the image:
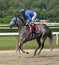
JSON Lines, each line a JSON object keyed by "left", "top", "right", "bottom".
{"left": 18, "top": 54, "right": 20, "bottom": 58}
{"left": 26, "top": 52, "right": 29, "bottom": 54}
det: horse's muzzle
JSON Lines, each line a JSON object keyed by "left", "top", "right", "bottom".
{"left": 9, "top": 24, "right": 12, "bottom": 29}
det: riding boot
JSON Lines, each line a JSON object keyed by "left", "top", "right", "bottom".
{"left": 32, "top": 32, "right": 34, "bottom": 38}
{"left": 32, "top": 27, "right": 36, "bottom": 33}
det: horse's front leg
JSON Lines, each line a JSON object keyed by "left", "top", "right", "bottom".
{"left": 17, "top": 42, "right": 21, "bottom": 57}
{"left": 17, "top": 42, "right": 25, "bottom": 57}
{"left": 20, "top": 42, "right": 25, "bottom": 53}
{"left": 18, "top": 41, "right": 29, "bottom": 54}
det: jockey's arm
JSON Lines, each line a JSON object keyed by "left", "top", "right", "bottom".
{"left": 26, "top": 14, "right": 32, "bottom": 23}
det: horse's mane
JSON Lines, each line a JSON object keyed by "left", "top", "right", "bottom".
{"left": 18, "top": 16, "right": 25, "bottom": 24}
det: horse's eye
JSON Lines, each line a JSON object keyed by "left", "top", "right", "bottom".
{"left": 13, "top": 20, "right": 16, "bottom": 22}
{"left": 13, "top": 20, "right": 15, "bottom": 21}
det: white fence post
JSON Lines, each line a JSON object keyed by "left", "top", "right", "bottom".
{"left": 16, "top": 36, "right": 19, "bottom": 52}
{"left": 53, "top": 32, "right": 59, "bottom": 45}
{"left": 56, "top": 34, "right": 58, "bottom": 45}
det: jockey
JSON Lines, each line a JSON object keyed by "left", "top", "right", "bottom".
{"left": 20, "top": 8, "right": 37, "bottom": 25}
{"left": 20, "top": 8, "right": 37, "bottom": 34}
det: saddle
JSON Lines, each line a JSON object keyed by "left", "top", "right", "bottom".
{"left": 26, "top": 23, "right": 41, "bottom": 37}
{"left": 30, "top": 24, "right": 41, "bottom": 34}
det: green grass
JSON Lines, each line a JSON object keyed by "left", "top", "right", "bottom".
{"left": 23, "top": 36, "right": 59, "bottom": 49}
{"left": 0, "top": 36, "right": 59, "bottom": 50}
{"left": 0, "top": 36, "right": 16, "bottom": 50}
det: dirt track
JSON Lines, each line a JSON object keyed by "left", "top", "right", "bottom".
{"left": 0, "top": 49, "right": 59, "bottom": 65}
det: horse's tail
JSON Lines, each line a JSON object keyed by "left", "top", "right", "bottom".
{"left": 48, "top": 31, "right": 54, "bottom": 51}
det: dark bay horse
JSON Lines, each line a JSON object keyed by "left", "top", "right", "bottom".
{"left": 9, "top": 16, "right": 53, "bottom": 56}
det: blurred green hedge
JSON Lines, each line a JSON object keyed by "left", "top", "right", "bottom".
{"left": 0, "top": 16, "right": 12, "bottom": 24}
{"left": 0, "top": 16, "right": 59, "bottom": 24}
{"left": 49, "top": 17, "right": 59, "bottom": 22}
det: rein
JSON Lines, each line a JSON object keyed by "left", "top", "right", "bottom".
{"left": 15, "top": 16, "right": 26, "bottom": 27}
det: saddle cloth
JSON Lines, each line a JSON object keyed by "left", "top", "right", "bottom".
{"left": 30, "top": 24, "right": 41, "bottom": 33}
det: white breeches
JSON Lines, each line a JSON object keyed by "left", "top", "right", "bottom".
{"left": 32, "top": 12, "right": 37, "bottom": 23}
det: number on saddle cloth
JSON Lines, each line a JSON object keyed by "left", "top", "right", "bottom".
{"left": 35, "top": 24, "right": 41, "bottom": 33}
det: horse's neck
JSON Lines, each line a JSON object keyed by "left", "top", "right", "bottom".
{"left": 18, "top": 25, "right": 24, "bottom": 31}
{"left": 17, "top": 17, "right": 26, "bottom": 33}
{"left": 18, "top": 17, "right": 25, "bottom": 26}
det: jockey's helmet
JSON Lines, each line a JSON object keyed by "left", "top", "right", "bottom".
{"left": 20, "top": 8, "right": 25, "bottom": 13}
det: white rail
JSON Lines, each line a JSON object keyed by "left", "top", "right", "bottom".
{"left": 0, "top": 23, "right": 59, "bottom": 27}
{"left": 34, "top": 22, "right": 59, "bottom": 26}
{"left": 0, "top": 32, "right": 19, "bottom": 36}
{"left": 0, "top": 32, "right": 59, "bottom": 45}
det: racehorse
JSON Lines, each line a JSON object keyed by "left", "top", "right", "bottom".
{"left": 9, "top": 16, "right": 53, "bottom": 56}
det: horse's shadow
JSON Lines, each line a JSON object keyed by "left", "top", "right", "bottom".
{"left": 37, "top": 55, "right": 59, "bottom": 58}
{"left": 26, "top": 54, "right": 59, "bottom": 58}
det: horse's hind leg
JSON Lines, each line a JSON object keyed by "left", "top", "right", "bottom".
{"left": 49, "top": 33, "right": 54, "bottom": 51}
{"left": 34, "top": 38, "right": 41, "bottom": 56}
{"left": 38, "top": 36, "right": 46, "bottom": 55}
